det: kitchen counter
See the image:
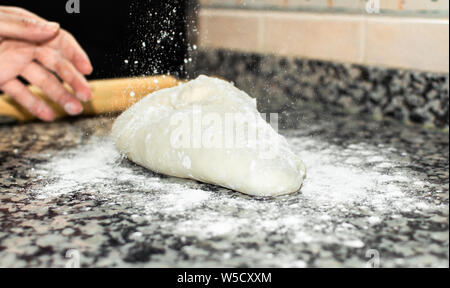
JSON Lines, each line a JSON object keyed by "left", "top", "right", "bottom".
{"left": 0, "top": 105, "right": 448, "bottom": 268}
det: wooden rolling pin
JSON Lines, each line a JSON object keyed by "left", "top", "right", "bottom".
{"left": 0, "top": 75, "right": 181, "bottom": 122}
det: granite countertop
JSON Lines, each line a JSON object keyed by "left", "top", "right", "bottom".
{"left": 0, "top": 105, "right": 448, "bottom": 268}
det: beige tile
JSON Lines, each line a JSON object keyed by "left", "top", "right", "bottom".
{"left": 380, "top": 0, "right": 449, "bottom": 12}
{"left": 200, "top": 0, "right": 449, "bottom": 15}
{"left": 197, "top": 8, "right": 449, "bottom": 72}
{"left": 263, "top": 12, "right": 365, "bottom": 63}
{"left": 198, "top": 0, "right": 210, "bottom": 6}
{"left": 379, "top": 0, "right": 401, "bottom": 11}
{"left": 258, "top": 0, "right": 289, "bottom": 8}
{"left": 199, "top": 0, "right": 240, "bottom": 8}
{"left": 365, "top": 17, "right": 449, "bottom": 73}
{"left": 216, "top": 0, "right": 290, "bottom": 9}
{"left": 287, "top": 0, "right": 330, "bottom": 10}
{"left": 269, "top": 0, "right": 364, "bottom": 13}
{"left": 333, "top": 0, "right": 365, "bottom": 11}
{"left": 208, "top": 0, "right": 236, "bottom": 7}
{"left": 198, "top": 9, "right": 263, "bottom": 52}
{"left": 402, "top": 0, "right": 449, "bottom": 11}
{"left": 238, "top": 0, "right": 285, "bottom": 8}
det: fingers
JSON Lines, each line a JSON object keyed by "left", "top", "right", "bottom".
{"left": 0, "top": 12, "right": 59, "bottom": 42}
{"left": 0, "top": 6, "right": 92, "bottom": 75}
{"left": 0, "top": 40, "right": 35, "bottom": 86}
{"left": 0, "top": 6, "right": 90, "bottom": 74}
{"left": 21, "top": 62, "right": 84, "bottom": 116}
{"left": 35, "top": 46, "right": 92, "bottom": 101}
{"left": 0, "top": 6, "right": 48, "bottom": 22}
{"left": 46, "top": 30, "right": 93, "bottom": 75}
{"left": 1, "top": 79, "right": 55, "bottom": 122}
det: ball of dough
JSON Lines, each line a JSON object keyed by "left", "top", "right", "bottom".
{"left": 112, "top": 75, "right": 306, "bottom": 196}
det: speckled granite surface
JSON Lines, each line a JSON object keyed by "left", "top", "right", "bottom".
{"left": 0, "top": 105, "right": 448, "bottom": 268}
{"left": 188, "top": 49, "right": 449, "bottom": 129}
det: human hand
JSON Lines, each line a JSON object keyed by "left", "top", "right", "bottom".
{"left": 0, "top": 6, "right": 93, "bottom": 121}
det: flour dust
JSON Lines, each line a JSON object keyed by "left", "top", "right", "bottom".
{"left": 30, "top": 133, "right": 439, "bottom": 259}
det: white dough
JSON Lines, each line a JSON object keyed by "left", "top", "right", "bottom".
{"left": 112, "top": 75, "right": 306, "bottom": 196}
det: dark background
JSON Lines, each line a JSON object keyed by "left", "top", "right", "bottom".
{"left": 0, "top": 0, "right": 188, "bottom": 79}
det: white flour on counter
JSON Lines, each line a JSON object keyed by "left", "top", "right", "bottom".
{"left": 30, "top": 134, "right": 439, "bottom": 254}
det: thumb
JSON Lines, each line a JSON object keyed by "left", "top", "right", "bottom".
{"left": 0, "top": 13, "right": 59, "bottom": 42}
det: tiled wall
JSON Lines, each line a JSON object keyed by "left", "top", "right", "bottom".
{"left": 198, "top": 9, "right": 449, "bottom": 73}
{"left": 199, "top": 0, "right": 449, "bottom": 16}
{"left": 189, "top": 1, "right": 449, "bottom": 129}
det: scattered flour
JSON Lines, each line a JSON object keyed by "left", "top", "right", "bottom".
{"left": 30, "top": 134, "right": 438, "bottom": 253}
